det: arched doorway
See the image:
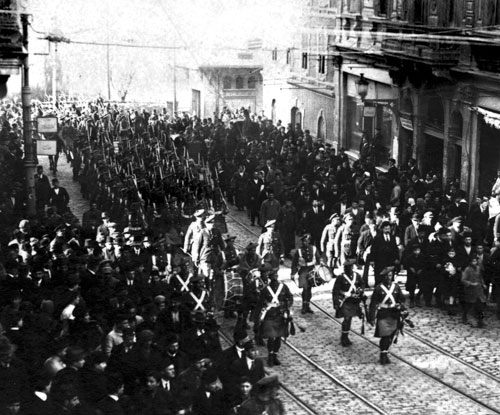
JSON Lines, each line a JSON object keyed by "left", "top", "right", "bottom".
{"left": 450, "top": 110, "right": 463, "bottom": 181}
{"left": 422, "top": 94, "right": 445, "bottom": 178}
{"left": 317, "top": 115, "right": 326, "bottom": 140}
{"left": 291, "top": 106, "right": 302, "bottom": 129}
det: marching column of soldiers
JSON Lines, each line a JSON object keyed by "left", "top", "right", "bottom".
{"left": 0, "top": 97, "right": 499, "bottom": 414}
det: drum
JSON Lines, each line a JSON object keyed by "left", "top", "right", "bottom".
{"left": 214, "top": 270, "right": 243, "bottom": 311}
{"left": 309, "top": 265, "right": 333, "bottom": 287}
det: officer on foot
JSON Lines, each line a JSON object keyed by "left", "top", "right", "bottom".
{"left": 332, "top": 258, "right": 365, "bottom": 346}
{"left": 291, "top": 233, "right": 321, "bottom": 314}
{"left": 368, "top": 266, "right": 406, "bottom": 364}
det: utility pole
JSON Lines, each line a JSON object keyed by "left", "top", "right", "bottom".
{"left": 22, "top": 14, "right": 36, "bottom": 216}
{"left": 52, "top": 41, "right": 57, "bottom": 105}
{"left": 173, "top": 47, "right": 177, "bottom": 113}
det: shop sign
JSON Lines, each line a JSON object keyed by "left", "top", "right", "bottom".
{"left": 400, "top": 117, "right": 413, "bottom": 131}
{"left": 363, "top": 106, "right": 376, "bottom": 117}
{"left": 37, "top": 117, "right": 58, "bottom": 133}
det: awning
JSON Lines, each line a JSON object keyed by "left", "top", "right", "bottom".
{"left": 475, "top": 107, "right": 500, "bottom": 130}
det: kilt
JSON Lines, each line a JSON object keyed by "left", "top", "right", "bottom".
{"left": 260, "top": 307, "right": 288, "bottom": 338}
{"left": 374, "top": 308, "right": 400, "bottom": 337}
{"left": 298, "top": 266, "right": 314, "bottom": 288}
{"left": 335, "top": 297, "right": 362, "bottom": 319}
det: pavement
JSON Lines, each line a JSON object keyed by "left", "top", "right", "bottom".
{"left": 46, "top": 156, "right": 500, "bottom": 414}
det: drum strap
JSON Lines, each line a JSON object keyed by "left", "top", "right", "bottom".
{"left": 343, "top": 274, "right": 357, "bottom": 296}
{"left": 380, "top": 284, "right": 396, "bottom": 306}
{"left": 190, "top": 291, "right": 207, "bottom": 311}
{"left": 299, "top": 246, "right": 317, "bottom": 267}
{"left": 176, "top": 274, "right": 191, "bottom": 292}
{"left": 267, "top": 284, "right": 283, "bottom": 306}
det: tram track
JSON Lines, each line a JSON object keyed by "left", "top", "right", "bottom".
{"left": 218, "top": 329, "right": 320, "bottom": 415}
{"left": 226, "top": 211, "right": 500, "bottom": 414}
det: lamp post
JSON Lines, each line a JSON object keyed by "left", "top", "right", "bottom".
{"left": 356, "top": 73, "right": 369, "bottom": 102}
{"left": 356, "top": 73, "right": 369, "bottom": 134}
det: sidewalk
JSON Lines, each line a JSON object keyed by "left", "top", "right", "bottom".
{"left": 37, "top": 154, "right": 89, "bottom": 223}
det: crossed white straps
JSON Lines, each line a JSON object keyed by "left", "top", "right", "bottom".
{"left": 380, "top": 283, "right": 396, "bottom": 306}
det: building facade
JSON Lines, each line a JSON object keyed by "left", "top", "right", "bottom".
{"left": 262, "top": 0, "right": 500, "bottom": 198}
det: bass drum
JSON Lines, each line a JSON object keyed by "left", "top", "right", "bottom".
{"left": 214, "top": 270, "right": 244, "bottom": 311}
{"left": 311, "top": 264, "right": 333, "bottom": 286}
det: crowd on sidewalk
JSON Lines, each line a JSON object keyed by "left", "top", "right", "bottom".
{"left": 0, "top": 97, "right": 499, "bottom": 414}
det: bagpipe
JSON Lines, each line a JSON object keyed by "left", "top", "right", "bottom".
{"left": 393, "top": 309, "right": 415, "bottom": 344}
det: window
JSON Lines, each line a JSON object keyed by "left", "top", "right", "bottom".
{"left": 318, "top": 55, "right": 326, "bottom": 74}
{"left": 223, "top": 76, "right": 232, "bottom": 90}
{"left": 302, "top": 53, "right": 308, "bottom": 69}
{"left": 272, "top": 48, "right": 278, "bottom": 61}
{"left": 375, "top": 0, "right": 388, "bottom": 15}
{"left": 286, "top": 48, "right": 291, "bottom": 64}
{"left": 248, "top": 76, "right": 256, "bottom": 89}
{"left": 235, "top": 76, "right": 244, "bottom": 89}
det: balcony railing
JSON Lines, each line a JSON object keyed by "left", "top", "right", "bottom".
{"left": 381, "top": 36, "right": 460, "bottom": 66}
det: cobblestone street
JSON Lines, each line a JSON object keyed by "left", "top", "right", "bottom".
{"left": 40, "top": 156, "right": 500, "bottom": 414}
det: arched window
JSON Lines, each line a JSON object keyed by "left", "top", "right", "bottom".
{"left": 450, "top": 111, "right": 463, "bottom": 138}
{"left": 235, "top": 76, "right": 244, "bottom": 89}
{"left": 248, "top": 76, "right": 256, "bottom": 89}
{"left": 317, "top": 115, "right": 326, "bottom": 140}
{"left": 426, "top": 95, "right": 444, "bottom": 128}
{"left": 223, "top": 76, "right": 232, "bottom": 90}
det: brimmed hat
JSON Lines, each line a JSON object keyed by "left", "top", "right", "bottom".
{"left": 343, "top": 258, "right": 356, "bottom": 266}
{"left": 246, "top": 242, "right": 257, "bottom": 251}
{"left": 380, "top": 266, "right": 395, "bottom": 276}
{"left": 255, "top": 375, "right": 281, "bottom": 392}
{"left": 202, "top": 368, "right": 219, "bottom": 384}
{"left": 224, "top": 234, "right": 236, "bottom": 242}
{"left": 205, "top": 214, "right": 216, "bottom": 224}
{"left": 300, "top": 233, "right": 311, "bottom": 241}
{"left": 329, "top": 213, "right": 340, "bottom": 221}
{"left": 136, "top": 329, "right": 155, "bottom": 343}
{"left": 194, "top": 209, "right": 205, "bottom": 218}
{"left": 65, "top": 346, "right": 86, "bottom": 363}
{"left": 265, "top": 219, "right": 276, "bottom": 228}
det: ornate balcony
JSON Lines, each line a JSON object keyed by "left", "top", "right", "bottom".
{"left": 379, "top": 21, "right": 460, "bottom": 67}
{"left": 0, "top": 0, "right": 23, "bottom": 55}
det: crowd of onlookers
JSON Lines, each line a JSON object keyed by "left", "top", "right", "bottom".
{"left": 0, "top": 96, "right": 499, "bottom": 414}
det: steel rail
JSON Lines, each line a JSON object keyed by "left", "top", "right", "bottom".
{"left": 228, "top": 211, "right": 500, "bottom": 414}
{"left": 218, "top": 328, "right": 319, "bottom": 415}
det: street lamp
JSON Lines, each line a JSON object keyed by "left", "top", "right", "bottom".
{"left": 356, "top": 73, "right": 369, "bottom": 101}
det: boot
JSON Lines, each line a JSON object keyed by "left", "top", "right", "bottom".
{"left": 255, "top": 334, "right": 265, "bottom": 347}
{"left": 305, "top": 304, "right": 314, "bottom": 314}
{"left": 477, "top": 319, "right": 485, "bottom": 328}
{"left": 415, "top": 297, "right": 421, "bottom": 307}
{"left": 301, "top": 305, "right": 307, "bottom": 315}
{"left": 267, "top": 353, "right": 274, "bottom": 367}
{"left": 409, "top": 299, "right": 415, "bottom": 308}
{"left": 461, "top": 314, "right": 468, "bottom": 324}
{"left": 380, "top": 352, "right": 390, "bottom": 365}
{"left": 341, "top": 332, "right": 352, "bottom": 347}
{"left": 273, "top": 354, "right": 281, "bottom": 365}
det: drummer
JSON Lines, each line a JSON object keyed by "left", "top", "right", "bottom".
{"left": 222, "top": 234, "right": 240, "bottom": 269}
{"left": 291, "top": 233, "right": 322, "bottom": 315}
{"left": 332, "top": 258, "right": 365, "bottom": 347}
{"left": 368, "top": 266, "right": 406, "bottom": 364}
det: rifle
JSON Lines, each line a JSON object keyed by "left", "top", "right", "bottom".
{"left": 393, "top": 309, "right": 415, "bottom": 344}
{"left": 361, "top": 296, "right": 371, "bottom": 335}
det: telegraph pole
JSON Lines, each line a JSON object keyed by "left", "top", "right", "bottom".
{"left": 21, "top": 14, "right": 36, "bottom": 216}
